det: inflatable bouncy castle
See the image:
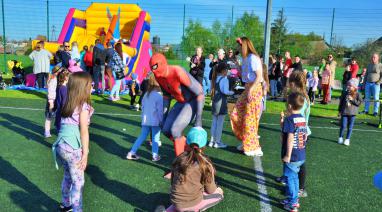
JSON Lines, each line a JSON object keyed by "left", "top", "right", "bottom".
{"left": 32, "top": 3, "right": 152, "bottom": 82}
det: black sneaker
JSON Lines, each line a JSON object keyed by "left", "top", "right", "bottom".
{"left": 59, "top": 204, "right": 73, "bottom": 212}
{"left": 275, "top": 176, "right": 287, "bottom": 185}
{"left": 373, "top": 112, "right": 378, "bottom": 117}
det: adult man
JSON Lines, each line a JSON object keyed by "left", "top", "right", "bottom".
{"left": 29, "top": 41, "right": 53, "bottom": 88}
{"left": 104, "top": 41, "right": 115, "bottom": 90}
{"left": 92, "top": 39, "right": 106, "bottom": 94}
{"left": 361, "top": 53, "right": 382, "bottom": 116}
{"left": 150, "top": 53, "right": 204, "bottom": 158}
{"left": 203, "top": 53, "right": 213, "bottom": 95}
{"left": 59, "top": 42, "right": 71, "bottom": 68}
{"left": 189, "top": 47, "right": 205, "bottom": 85}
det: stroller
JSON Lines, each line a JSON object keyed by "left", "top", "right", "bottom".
{"left": 226, "top": 60, "right": 244, "bottom": 103}
{"left": 8, "top": 60, "right": 25, "bottom": 85}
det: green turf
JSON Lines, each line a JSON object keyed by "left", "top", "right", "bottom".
{"left": 1, "top": 90, "right": 382, "bottom": 211}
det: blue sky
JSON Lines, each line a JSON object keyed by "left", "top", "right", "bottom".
{"left": 1, "top": 0, "right": 381, "bottom": 47}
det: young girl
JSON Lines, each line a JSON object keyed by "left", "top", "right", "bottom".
{"left": 321, "top": 64, "right": 331, "bottom": 104}
{"left": 52, "top": 72, "right": 94, "bottom": 212}
{"left": 308, "top": 69, "right": 319, "bottom": 105}
{"left": 83, "top": 45, "right": 93, "bottom": 75}
{"left": 338, "top": 78, "right": 362, "bottom": 146}
{"left": 209, "top": 62, "right": 234, "bottom": 148}
{"left": 167, "top": 127, "right": 224, "bottom": 212}
{"left": 126, "top": 73, "right": 163, "bottom": 161}
{"left": 44, "top": 66, "right": 61, "bottom": 137}
{"left": 55, "top": 69, "right": 70, "bottom": 132}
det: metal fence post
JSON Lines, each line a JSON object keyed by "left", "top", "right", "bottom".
{"left": 1, "top": 0, "right": 6, "bottom": 73}
{"left": 263, "top": 0, "right": 272, "bottom": 66}
{"left": 182, "top": 4, "right": 186, "bottom": 66}
{"left": 330, "top": 8, "right": 335, "bottom": 46}
{"left": 47, "top": 0, "right": 50, "bottom": 41}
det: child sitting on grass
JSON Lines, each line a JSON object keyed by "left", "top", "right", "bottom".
{"left": 44, "top": 66, "right": 61, "bottom": 138}
{"left": 280, "top": 92, "right": 308, "bottom": 212}
{"left": 126, "top": 73, "right": 163, "bottom": 161}
{"left": 338, "top": 78, "right": 362, "bottom": 146}
{"left": 165, "top": 127, "right": 224, "bottom": 212}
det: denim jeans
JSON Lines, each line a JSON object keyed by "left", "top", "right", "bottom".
{"left": 364, "top": 82, "right": 381, "bottom": 114}
{"left": 110, "top": 72, "right": 121, "bottom": 98}
{"left": 93, "top": 65, "right": 105, "bottom": 92}
{"left": 270, "top": 79, "right": 278, "bottom": 97}
{"left": 284, "top": 160, "right": 305, "bottom": 205}
{"left": 203, "top": 75, "right": 211, "bottom": 95}
{"left": 339, "top": 115, "right": 356, "bottom": 139}
{"left": 131, "top": 125, "right": 160, "bottom": 156}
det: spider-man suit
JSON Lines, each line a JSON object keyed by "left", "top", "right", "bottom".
{"left": 150, "top": 53, "right": 204, "bottom": 156}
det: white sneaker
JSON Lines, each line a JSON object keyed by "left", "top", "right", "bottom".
{"left": 208, "top": 142, "right": 215, "bottom": 147}
{"left": 126, "top": 152, "right": 140, "bottom": 160}
{"left": 244, "top": 148, "right": 263, "bottom": 157}
{"left": 214, "top": 142, "right": 227, "bottom": 148}
{"left": 236, "top": 144, "right": 243, "bottom": 151}
{"left": 157, "top": 141, "right": 162, "bottom": 147}
{"left": 152, "top": 155, "right": 161, "bottom": 162}
{"left": 338, "top": 137, "right": 344, "bottom": 144}
{"left": 344, "top": 139, "right": 350, "bottom": 146}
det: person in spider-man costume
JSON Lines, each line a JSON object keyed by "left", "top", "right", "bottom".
{"left": 149, "top": 53, "right": 205, "bottom": 156}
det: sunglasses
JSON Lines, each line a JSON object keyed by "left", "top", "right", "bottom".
{"left": 151, "top": 63, "right": 158, "bottom": 70}
{"left": 64, "top": 46, "right": 70, "bottom": 48}
{"left": 229, "top": 52, "right": 233, "bottom": 53}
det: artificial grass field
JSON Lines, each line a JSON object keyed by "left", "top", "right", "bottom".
{"left": 0, "top": 90, "right": 382, "bottom": 212}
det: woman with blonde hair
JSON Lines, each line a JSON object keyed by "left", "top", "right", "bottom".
{"left": 230, "top": 37, "right": 264, "bottom": 157}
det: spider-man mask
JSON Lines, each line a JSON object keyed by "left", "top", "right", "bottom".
{"left": 150, "top": 53, "right": 168, "bottom": 77}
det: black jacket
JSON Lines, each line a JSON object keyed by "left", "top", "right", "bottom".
{"left": 93, "top": 44, "right": 106, "bottom": 66}
{"left": 209, "top": 58, "right": 227, "bottom": 80}
{"left": 189, "top": 55, "right": 205, "bottom": 79}
{"left": 291, "top": 62, "right": 303, "bottom": 72}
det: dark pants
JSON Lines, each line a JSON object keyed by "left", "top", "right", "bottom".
{"left": 339, "top": 115, "right": 356, "bottom": 139}
{"left": 322, "top": 84, "right": 330, "bottom": 103}
{"left": 36, "top": 73, "right": 48, "bottom": 89}
{"left": 130, "top": 94, "right": 137, "bottom": 106}
{"left": 298, "top": 163, "right": 306, "bottom": 190}
{"left": 308, "top": 87, "right": 316, "bottom": 103}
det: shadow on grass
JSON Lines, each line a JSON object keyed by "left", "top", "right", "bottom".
{"left": 18, "top": 90, "right": 47, "bottom": 99}
{"left": 86, "top": 165, "right": 169, "bottom": 211}
{"left": 0, "top": 156, "right": 58, "bottom": 210}
{"left": 0, "top": 113, "right": 51, "bottom": 148}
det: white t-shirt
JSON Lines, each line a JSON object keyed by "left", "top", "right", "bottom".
{"left": 241, "top": 54, "right": 262, "bottom": 83}
{"left": 29, "top": 49, "right": 53, "bottom": 74}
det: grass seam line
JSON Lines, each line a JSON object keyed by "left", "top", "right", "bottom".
{"left": 1, "top": 106, "right": 381, "bottom": 133}
{"left": 253, "top": 156, "right": 272, "bottom": 212}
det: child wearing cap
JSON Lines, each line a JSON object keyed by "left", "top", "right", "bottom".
{"left": 166, "top": 127, "right": 224, "bottom": 212}
{"left": 209, "top": 62, "right": 234, "bottom": 148}
{"left": 338, "top": 78, "right": 362, "bottom": 146}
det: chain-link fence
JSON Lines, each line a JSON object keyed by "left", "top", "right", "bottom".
{"left": 0, "top": 0, "right": 381, "bottom": 72}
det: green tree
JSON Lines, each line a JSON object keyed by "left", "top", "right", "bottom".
{"left": 230, "top": 12, "right": 264, "bottom": 54}
{"left": 180, "top": 20, "right": 219, "bottom": 57}
{"left": 352, "top": 38, "right": 382, "bottom": 68}
{"left": 271, "top": 9, "right": 288, "bottom": 55}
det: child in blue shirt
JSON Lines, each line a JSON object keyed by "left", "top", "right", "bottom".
{"left": 280, "top": 92, "right": 308, "bottom": 212}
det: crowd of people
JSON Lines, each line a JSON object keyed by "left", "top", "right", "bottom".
{"left": 27, "top": 34, "right": 382, "bottom": 212}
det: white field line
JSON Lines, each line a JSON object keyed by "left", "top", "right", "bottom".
{"left": 1, "top": 106, "right": 382, "bottom": 133}
{"left": 253, "top": 156, "right": 272, "bottom": 212}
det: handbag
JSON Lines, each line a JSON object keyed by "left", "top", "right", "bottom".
{"left": 115, "top": 70, "right": 125, "bottom": 80}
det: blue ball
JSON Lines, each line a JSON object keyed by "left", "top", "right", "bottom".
{"left": 186, "top": 127, "right": 207, "bottom": 148}
{"left": 373, "top": 171, "right": 382, "bottom": 191}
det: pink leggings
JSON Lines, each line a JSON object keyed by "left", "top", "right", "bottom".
{"left": 166, "top": 192, "right": 223, "bottom": 212}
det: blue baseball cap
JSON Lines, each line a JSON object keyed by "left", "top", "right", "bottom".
{"left": 186, "top": 127, "right": 207, "bottom": 148}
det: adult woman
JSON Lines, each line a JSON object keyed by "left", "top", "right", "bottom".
{"left": 230, "top": 37, "right": 264, "bottom": 157}
{"left": 189, "top": 47, "right": 205, "bottom": 85}
{"left": 109, "top": 42, "right": 126, "bottom": 101}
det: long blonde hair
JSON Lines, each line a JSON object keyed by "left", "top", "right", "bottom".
{"left": 146, "top": 73, "right": 160, "bottom": 97}
{"left": 61, "top": 72, "right": 92, "bottom": 117}
{"left": 240, "top": 37, "right": 259, "bottom": 58}
{"left": 289, "top": 71, "right": 309, "bottom": 105}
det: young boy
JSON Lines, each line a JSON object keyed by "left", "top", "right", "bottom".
{"left": 280, "top": 92, "right": 308, "bottom": 212}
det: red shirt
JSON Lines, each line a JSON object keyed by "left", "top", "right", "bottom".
{"left": 84, "top": 51, "right": 93, "bottom": 67}
{"left": 350, "top": 63, "right": 359, "bottom": 79}
{"left": 283, "top": 58, "right": 293, "bottom": 77}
